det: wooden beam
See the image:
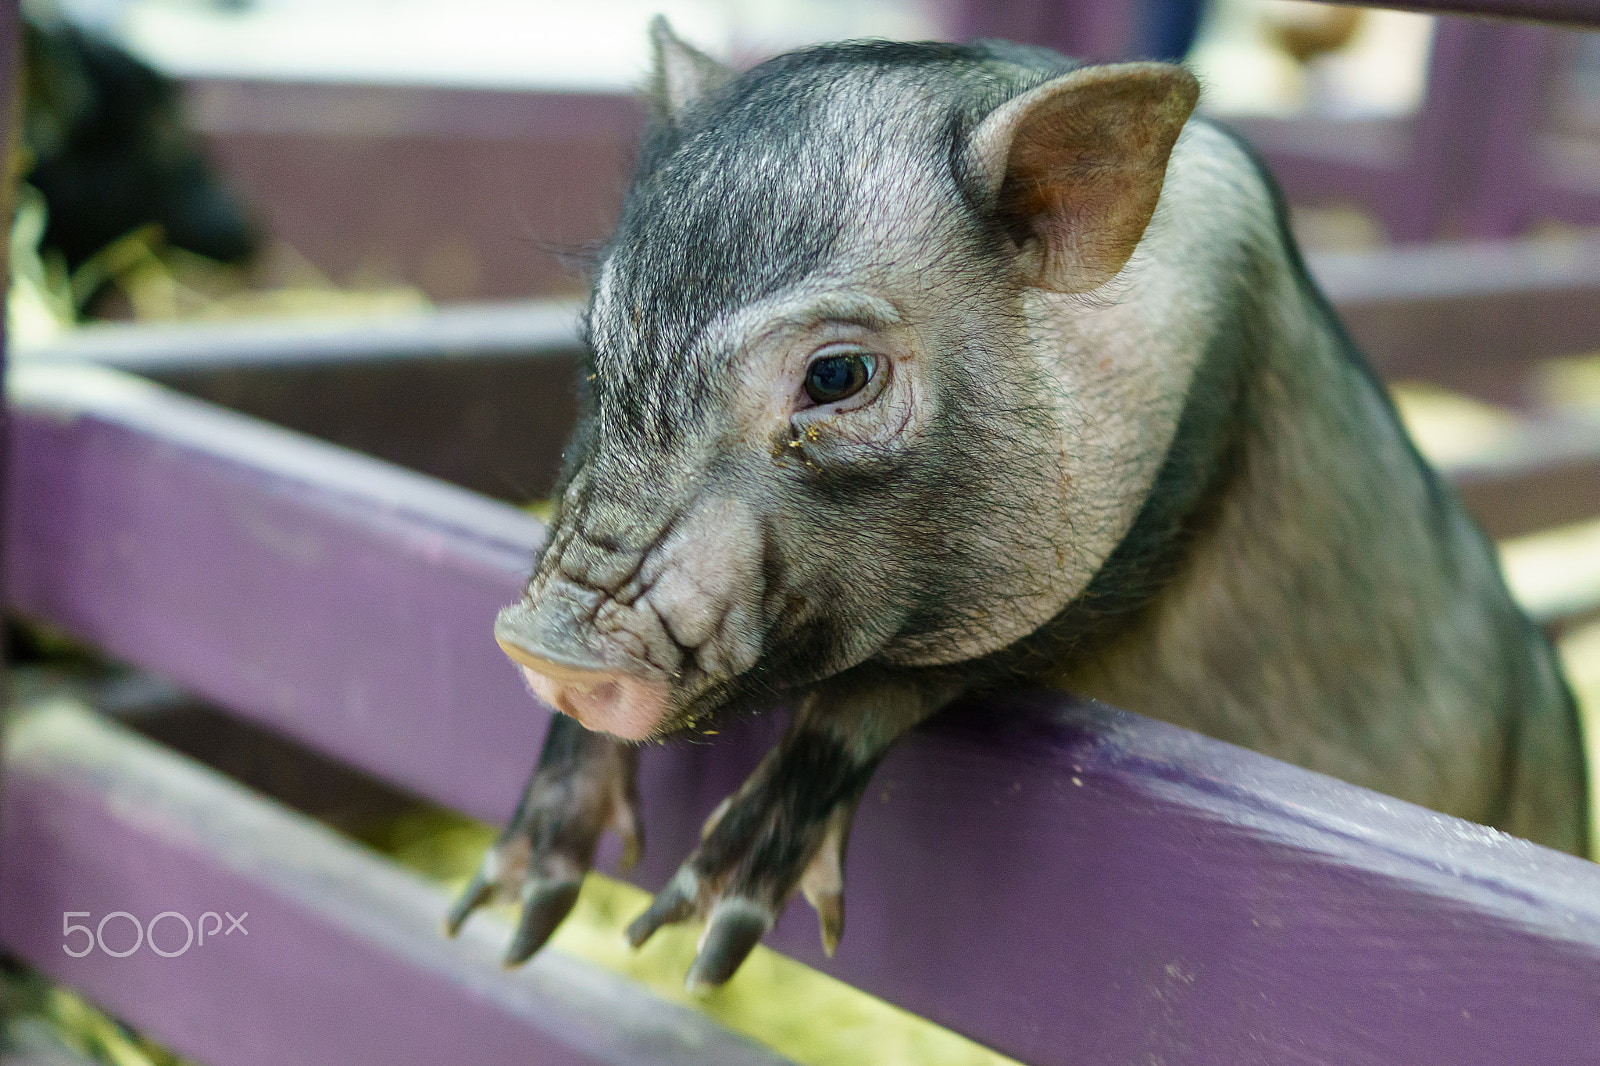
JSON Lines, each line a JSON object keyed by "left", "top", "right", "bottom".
{"left": 1311, "top": 236, "right": 1600, "bottom": 401}
{"left": 21, "top": 300, "right": 583, "bottom": 371}
{"left": 22, "top": 234, "right": 1600, "bottom": 407}
{"left": 5, "top": 361, "right": 543, "bottom": 820}
{"left": 1445, "top": 414, "right": 1600, "bottom": 540}
{"left": 0, "top": 693, "right": 794, "bottom": 1066}
{"left": 1327, "top": 0, "right": 1600, "bottom": 28}
{"left": 19, "top": 244, "right": 1600, "bottom": 539}
{"left": 7, "top": 362, "right": 1600, "bottom": 1065}
{"left": 17, "top": 303, "right": 584, "bottom": 500}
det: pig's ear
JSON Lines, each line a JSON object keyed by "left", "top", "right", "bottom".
{"left": 647, "top": 16, "right": 732, "bottom": 123}
{"left": 970, "top": 63, "right": 1199, "bottom": 293}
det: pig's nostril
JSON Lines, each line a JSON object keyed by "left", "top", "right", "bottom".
{"left": 499, "top": 636, "right": 547, "bottom": 672}
{"left": 494, "top": 602, "right": 627, "bottom": 677}
{"left": 496, "top": 637, "right": 615, "bottom": 686}
{"left": 495, "top": 636, "right": 673, "bottom": 741}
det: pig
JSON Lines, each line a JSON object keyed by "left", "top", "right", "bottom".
{"left": 447, "top": 19, "right": 1590, "bottom": 988}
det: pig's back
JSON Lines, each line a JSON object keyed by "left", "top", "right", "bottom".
{"left": 1042, "top": 122, "right": 1588, "bottom": 855}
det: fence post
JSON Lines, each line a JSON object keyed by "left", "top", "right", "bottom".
{"left": 0, "top": 0, "right": 22, "bottom": 1038}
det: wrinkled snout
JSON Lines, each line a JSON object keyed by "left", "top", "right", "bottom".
{"left": 495, "top": 495, "right": 766, "bottom": 741}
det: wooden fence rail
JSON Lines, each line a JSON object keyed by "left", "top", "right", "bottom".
{"left": 5, "top": 359, "right": 1600, "bottom": 1065}
{"left": 1345, "top": 0, "right": 1600, "bottom": 26}
{"left": 20, "top": 236, "right": 1600, "bottom": 537}
{"left": 1, "top": 696, "right": 793, "bottom": 1066}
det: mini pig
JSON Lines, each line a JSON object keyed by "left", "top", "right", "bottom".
{"left": 448, "top": 20, "right": 1589, "bottom": 987}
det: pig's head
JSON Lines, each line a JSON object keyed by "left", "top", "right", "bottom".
{"left": 496, "top": 23, "right": 1199, "bottom": 740}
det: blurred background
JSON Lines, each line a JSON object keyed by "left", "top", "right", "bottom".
{"left": 5, "top": 3, "right": 1600, "bottom": 1066}
{"left": 9, "top": 0, "right": 1599, "bottom": 326}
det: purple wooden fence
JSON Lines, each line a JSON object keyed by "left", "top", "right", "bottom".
{"left": 1237, "top": 16, "right": 1600, "bottom": 242}
{"left": 1350, "top": 0, "right": 1600, "bottom": 25}
{"left": 5, "top": 1, "right": 1600, "bottom": 1059}
{"left": 0, "top": 5, "right": 21, "bottom": 1053}
{"left": 1, "top": 699, "right": 793, "bottom": 1066}
{"left": 5, "top": 361, "right": 1600, "bottom": 1065}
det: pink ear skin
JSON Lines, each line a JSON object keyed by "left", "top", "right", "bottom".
{"left": 971, "top": 63, "right": 1200, "bottom": 294}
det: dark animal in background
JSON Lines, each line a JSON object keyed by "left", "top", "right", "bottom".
{"left": 449, "top": 20, "right": 1589, "bottom": 987}
{"left": 20, "top": 14, "right": 256, "bottom": 273}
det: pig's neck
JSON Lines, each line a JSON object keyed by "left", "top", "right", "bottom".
{"left": 1043, "top": 174, "right": 1549, "bottom": 823}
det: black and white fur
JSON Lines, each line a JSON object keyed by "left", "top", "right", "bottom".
{"left": 451, "top": 23, "right": 1588, "bottom": 989}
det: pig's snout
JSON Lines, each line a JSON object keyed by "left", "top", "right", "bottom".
{"left": 495, "top": 496, "right": 766, "bottom": 739}
{"left": 495, "top": 606, "right": 672, "bottom": 741}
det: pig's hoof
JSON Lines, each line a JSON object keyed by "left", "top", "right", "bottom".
{"left": 625, "top": 795, "right": 853, "bottom": 987}
{"left": 445, "top": 737, "right": 642, "bottom": 967}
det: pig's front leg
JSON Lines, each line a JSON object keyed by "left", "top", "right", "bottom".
{"left": 447, "top": 713, "right": 641, "bottom": 965}
{"left": 626, "top": 672, "right": 958, "bottom": 989}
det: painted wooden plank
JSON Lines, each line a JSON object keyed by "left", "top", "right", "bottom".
{"left": 22, "top": 235, "right": 1600, "bottom": 398}
{"left": 19, "top": 299, "right": 582, "bottom": 370}
{"left": 0, "top": 693, "right": 795, "bottom": 1066}
{"left": 5, "top": 361, "right": 545, "bottom": 821}
{"left": 18, "top": 245, "right": 1600, "bottom": 539}
{"left": 8, "top": 361, "right": 1600, "bottom": 1065}
{"left": 1337, "top": 0, "right": 1600, "bottom": 27}
{"left": 17, "top": 306, "right": 585, "bottom": 502}
{"left": 1312, "top": 235, "right": 1600, "bottom": 400}
{"left": 1448, "top": 415, "right": 1600, "bottom": 539}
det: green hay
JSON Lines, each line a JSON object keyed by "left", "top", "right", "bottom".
{"left": 7, "top": 180, "right": 428, "bottom": 348}
{"left": 1557, "top": 620, "right": 1600, "bottom": 858}
{"left": 0, "top": 963, "right": 193, "bottom": 1066}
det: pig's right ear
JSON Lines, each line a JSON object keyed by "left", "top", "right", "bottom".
{"left": 647, "top": 15, "right": 732, "bottom": 124}
{"left": 970, "top": 63, "right": 1199, "bottom": 294}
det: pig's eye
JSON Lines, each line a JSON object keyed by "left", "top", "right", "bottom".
{"left": 803, "top": 353, "right": 876, "bottom": 405}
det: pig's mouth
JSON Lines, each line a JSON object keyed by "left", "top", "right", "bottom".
{"left": 496, "top": 635, "right": 675, "bottom": 741}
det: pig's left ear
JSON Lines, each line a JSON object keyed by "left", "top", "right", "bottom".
{"left": 647, "top": 15, "right": 733, "bottom": 123}
{"left": 970, "top": 63, "right": 1199, "bottom": 293}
